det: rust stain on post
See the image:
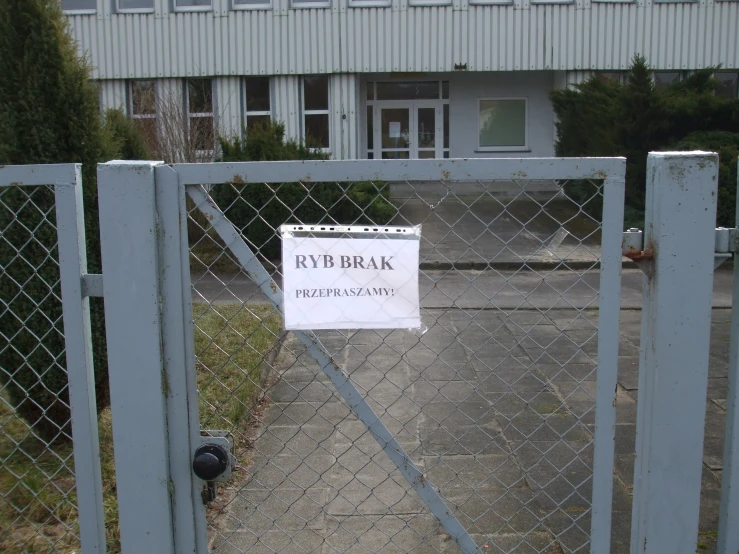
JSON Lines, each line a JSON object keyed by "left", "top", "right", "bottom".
{"left": 624, "top": 244, "right": 655, "bottom": 261}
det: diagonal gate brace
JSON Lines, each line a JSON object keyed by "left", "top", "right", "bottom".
{"left": 187, "top": 185, "right": 482, "bottom": 554}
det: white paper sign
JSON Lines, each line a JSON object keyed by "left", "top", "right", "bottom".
{"left": 389, "top": 122, "right": 401, "bottom": 138}
{"left": 282, "top": 235, "right": 420, "bottom": 330}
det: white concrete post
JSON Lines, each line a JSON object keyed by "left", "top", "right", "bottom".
{"left": 97, "top": 161, "right": 175, "bottom": 554}
{"left": 717, "top": 157, "right": 739, "bottom": 554}
{"left": 630, "top": 151, "right": 719, "bottom": 554}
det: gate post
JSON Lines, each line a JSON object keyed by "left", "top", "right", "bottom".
{"left": 97, "top": 161, "right": 175, "bottom": 554}
{"left": 630, "top": 152, "right": 719, "bottom": 554}
{"left": 718, "top": 157, "right": 739, "bottom": 554}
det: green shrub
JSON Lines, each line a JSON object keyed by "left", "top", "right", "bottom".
{"left": 212, "top": 121, "right": 395, "bottom": 260}
{"left": 551, "top": 55, "right": 739, "bottom": 227}
{"left": 103, "top": 108, "right": 151, "bottom": 160}
{"left": 674, "top": 131, "right": 739, "bottom": 227}
{"left": 0, "top": 0, "right": 116, "bottom": 441}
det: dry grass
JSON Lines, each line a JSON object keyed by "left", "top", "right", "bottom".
{"left": 0, "top": 397, "right": 119, "bottom": 554}
{"left": 0, "top": 303, "right": 282, "bottom": 553}
{"left": 194, "top": 303, "right": 283, "bottom": 430}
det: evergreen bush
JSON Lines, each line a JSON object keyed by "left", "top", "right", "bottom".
{"left": 212, "top": 122, "right": 395, "bottom": 261}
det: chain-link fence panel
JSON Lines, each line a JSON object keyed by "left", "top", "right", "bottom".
{"left": 0, "top": 182, "right": 81, "bottom": 553}
{"left": 184, "top": 162, "right": 624, "bottom": 554}
{"left": 0, "top": 165, "right": 108, "bottom": 554}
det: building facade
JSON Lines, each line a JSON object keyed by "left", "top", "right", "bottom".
{"left": 63, "top": 0, "right": 739, "bottom": 160}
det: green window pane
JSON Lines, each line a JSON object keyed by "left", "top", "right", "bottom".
{"left": 479, "top": 99, "right": 526, "bottom": 148}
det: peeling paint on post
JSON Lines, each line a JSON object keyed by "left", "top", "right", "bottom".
{"left": 630, "top": 151, "right": 719, "bottom": 554}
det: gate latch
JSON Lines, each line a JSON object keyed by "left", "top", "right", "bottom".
{"left": 192, "top": 431, "right": 235, "bottom": 504}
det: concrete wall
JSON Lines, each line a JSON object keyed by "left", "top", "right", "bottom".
{"left": 448, "top": 71, "right": 556, "bottom": 158}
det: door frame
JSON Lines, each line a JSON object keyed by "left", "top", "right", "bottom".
{"left": 370, "top": 100, "right": 446, "bottom": 160}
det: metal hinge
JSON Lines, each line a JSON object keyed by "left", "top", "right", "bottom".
{"left": 622, "top": 227, "right": 737, "bottom": 274}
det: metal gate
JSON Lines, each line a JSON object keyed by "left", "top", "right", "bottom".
{"left": 97, "top": 158, "right": 627, "bottom": 554}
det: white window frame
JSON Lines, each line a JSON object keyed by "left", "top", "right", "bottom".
{"left": 291, "top": 0, "right": 331, "bottom": 8}
{"left": 365, "top": 80, "right": 450, "bottom": 160}
{"left": 302, "top": 77, "right": 331, "bottom": 152}
{"left": 61, "top": 0, "right": 97, "bottom": 14}
{"left": 477, "top": 97, "right": 529, "bottom": 153}
{"left": 116, "top": 0, "right": 155, "bottom": 13}
{"left": 243, "top": 77, "right": 272, "bottom": 130}
{"left": 232, "top": 0, "right": 273, "bottom": 9}
{"left": 173, "top": 0, "right": 213, "bottom": 12}
{"left": 185, "top": 79, "right": 216, "bottom": 158}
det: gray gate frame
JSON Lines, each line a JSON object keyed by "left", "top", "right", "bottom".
{"left": 98, "top": 158, "right": 626, "bottom": 554}
{"left": 0, "top": 164, "right": 106, "bottom": 554}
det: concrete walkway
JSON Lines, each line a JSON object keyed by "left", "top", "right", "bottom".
{"left": 207, "top": 285, "right": 732, "bottom": 554}
{"left": 200, "top": 193, "right": 731, "bottom": 553}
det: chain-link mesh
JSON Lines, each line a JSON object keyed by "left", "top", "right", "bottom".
{"left": 0, "top": 185, "right": 81, "bottom": 554}
{"left": 187, "top": 177, "right": 605, "bottom": 554}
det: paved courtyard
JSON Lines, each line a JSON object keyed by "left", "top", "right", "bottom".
{"left": 198, "top": 192, "right": 731, "bottom": 553}
{"left": 207, "top": 299, "right": 731, "bottom": 554}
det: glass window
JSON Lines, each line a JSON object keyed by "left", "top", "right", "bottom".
{"left": 408, "top": 0, "right": 451, "bottom": 5}
{"left": 131, "top": 81, "right": 156, "bottom": 115}
{"left": 245, "top": 78, "right": 270, "bottom": 112}
{"left": 367, "top": 82, "right": 375, "bottom": 101}
{"left": 653, "top": 71, "right": 682, "bottom": 90}
{"left": 188, "top": 79, "right": 213, "bottom": 114}
{"left": 594, "top": 72, "right": 624, "bottom": 84}
{"left": 442, "top": 81, "right": 449, "bottom": 100}
{"left": 304, "top": 76, "right": 329, "bottom": 111}
{"left": 129, "top": 81, "right": 157, "bottom": 152}
{"left": 235, "top": 0, "right": 271, "bottom": 5}
{"left": 303, "top": 76, "right": 330, "bottom": 149}
{"left": 244, "top": 77, "right": 271, "bottom": 131}
{"left": 305, "top": 115, "right": 329, "bottom": 148}
{"left": 443, "top": 104, "right": 449, "bottom": 150}
{"left": 716, "top": 71, "right": 739, "bottom": 99}
{"left": 376, "top": 82, "right": 440, "bottom": 101}
{"left": 175, "top": 0, "right": 212, "bottom": 8}
{"left": 186, "top": 79, "right": 214, "bottom": 152}
{"left": 293, "top": 0, "right": 331, "bottom": 6}
{"left": 62, "top": 0, "right": 96, "bottom": 10}
{"left": 367, "top": 106, "right": 374, "bottom": 152}
{"left": 478, "top": 99, "right": 527, "bottom": 149}
{"left": 118, "top": 0, "right": 154, "bottom": 10}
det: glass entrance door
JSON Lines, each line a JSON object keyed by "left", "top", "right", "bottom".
{"left": 416, "top": 106, "right": 436, "bottom": 159}
{"left": 378, "top": 104, "right": 439, "bottom": 159}
{"left": 380, "top": 107, "right": 411, "bottom": 159}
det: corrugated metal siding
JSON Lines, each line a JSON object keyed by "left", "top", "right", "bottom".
{"left": 216, "top": 77, "right": 242, "bottom": 139}
{"left": 273, "top": 75, "right": 302, "bottom": 142}
{"left": 100, "top": 80, "right": 127, "bottom": 111}
{"left": 68, "top": 2, "right": 739, "bottom": 79}
{"left": 330, "top": 74, "right": 360, "bottom": 159}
